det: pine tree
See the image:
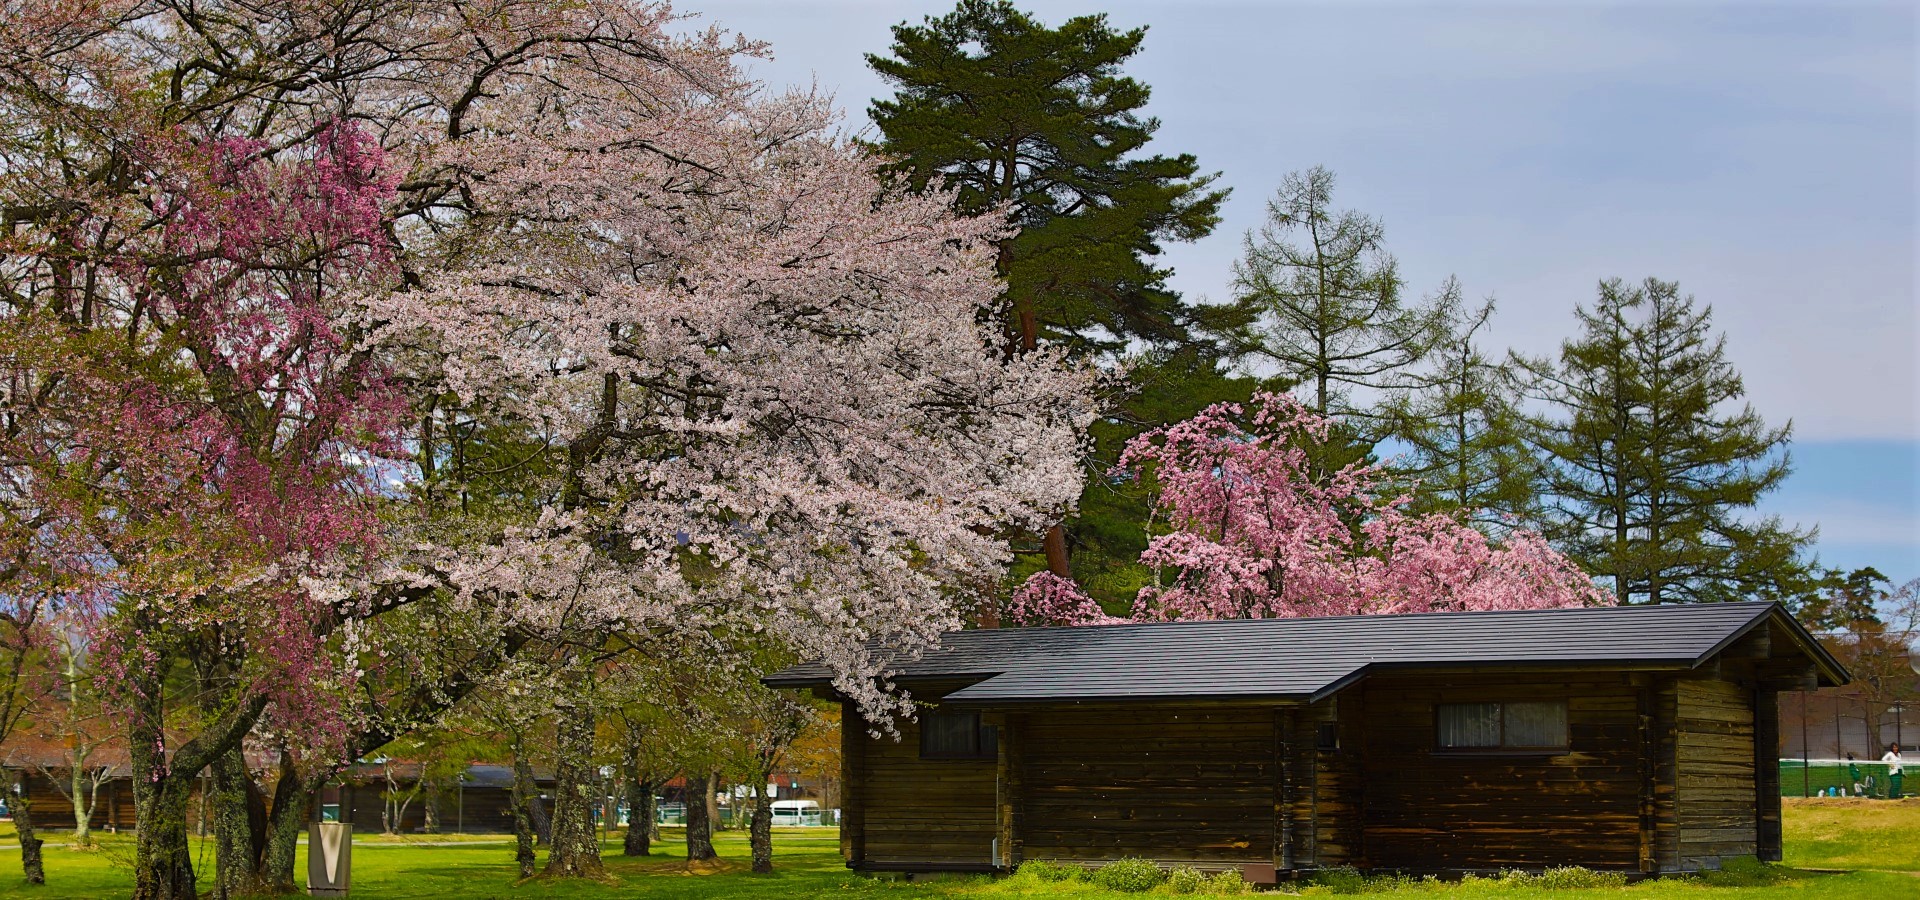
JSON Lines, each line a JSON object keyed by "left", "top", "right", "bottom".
{"left": 1517, "top": 278, "right": 1811, "bottom": 604}
{"left": 1214, "top": 166, "right": 1456, "bottom": 430}
{"left": 868, "top": 0, "right": 1228, "bottom": 581}
{"left": 1387, "top": 293, "right": 1538, "bottom": 530}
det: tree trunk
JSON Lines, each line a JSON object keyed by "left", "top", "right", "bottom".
{"left": 68, "top": 764, "right": 93, "bottom": 848}
{"left": 749, "top": 778, "right": 773, "bottom": 873}
{"left": 130, "top": 767, "right": 199, "bottom": 900}
{"left": 509, "top": 745, "right": 538, "bottom": 878}
{"left": 621, "top": 745, "right": 652, "bottom": 856}
{"left": 423, "top": 790, "right": 440, "bottom": 834}
{"left": 10, "top": 771, "right": 44, "bottom": 884}
{"left": 705, "top": 770, "right": 722, "bottom": 830}
{"left": 208, "top": 746, "right": 268, "bottom": 899}
{"left": 259, "top": 756, "right": 318, "bottom": 893}
{"left": 541, "top": 682, "right": 604, "bottom": 878}
{"left": 1042, "top": 524, "right": 1072, "bottom": 578}
{"left": 683, "top": 772, "right": 717, "bottom": 861}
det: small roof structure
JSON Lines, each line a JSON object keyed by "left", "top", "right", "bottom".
{"left": 765, "top": 600, "right": 1847, "bottom": 704}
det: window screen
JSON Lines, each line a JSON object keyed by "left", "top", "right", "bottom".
{"left": 1436, "top": 701, "right": 1568, "bottom": 751}
{"left": 920, "top": 710, "right": 997, "bottom": 759}
{"left": 1504, "top": 701, "right": 1569, "bottom": 749}
{"left": 1437, "top": 702, "right": 1503, "bottom": 748}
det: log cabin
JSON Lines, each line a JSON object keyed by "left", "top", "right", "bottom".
{"left": 765, "top": 601, "right": 1845, "bottom": 882}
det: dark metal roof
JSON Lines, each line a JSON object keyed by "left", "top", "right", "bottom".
{"left": 764, "top": 601, "right": 1847, "bottom": 703}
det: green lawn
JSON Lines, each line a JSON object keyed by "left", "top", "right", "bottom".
{"left": 1, "top": 798, "right": 1916, "bottom": 898}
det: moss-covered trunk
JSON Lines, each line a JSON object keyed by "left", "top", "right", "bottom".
{"left": 542, "top": 675, "right": 603, "bottom": 878}
{"left": 208, "top": 745, "right": 271, "bottom": 899}
{"left": 749, "top": 779, "right": 773, "bottom": 873}
{"left": 510, "top": 739, "right": 538, "bottom": 878}
{"left": 10, "top": 770, "right": 44, "bottom": 884}
{"left": 260, "top": 753, "right": 322, "bottom": 893}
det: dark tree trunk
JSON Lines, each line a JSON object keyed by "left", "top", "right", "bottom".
{"left": 749, "top": 779, "right": 773, "bottom": 873}
{"left": 10, "top": 771, "right": 44, "bottom": 885}
{"left": 510, "top": 746, "right": 538, "bottom": 878}
{"left": 684, "top": 772, "right": 717, "bottom": 861}
{"left": 621, "top": 744, "right": 653, "bottom": 856}
{"left": 542, "top": 681, "right": 604, "bottom": 878}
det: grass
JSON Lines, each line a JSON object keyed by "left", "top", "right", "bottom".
{"left": 0, "top": 798, "right": 1913, "bottom": 898}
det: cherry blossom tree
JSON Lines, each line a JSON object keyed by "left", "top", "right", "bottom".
{"left": 1008, "top": 392, "right": 1605, "bottom": 624}
{"left": 5, "top": 0, "right": 1094, "bottom": 892}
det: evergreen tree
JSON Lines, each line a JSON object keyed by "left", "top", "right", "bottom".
{"left": 868, "top": 0, "right": 1229, "bottom": 581}
{"left": 1387, "top": 294, "right": 1539, "bottom": 529}
{"left": 1517, "top": 278, "right": 1811, "bottom": 604}
{"left": 1214, "top": 166, "right": 1456, "bottom": 430}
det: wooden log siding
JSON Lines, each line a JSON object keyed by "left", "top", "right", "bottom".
{"left": 1014, "top": 706, "right": 1275, "bottom": 866}
{"left": 857, "top": 708, "right": 997, "bottom": 868}
{"left": 1356, "top": 673, "right": 1647, "bottom": 872}
{"left": 1674, "top": 677, "right": 1758, "bottom": 870}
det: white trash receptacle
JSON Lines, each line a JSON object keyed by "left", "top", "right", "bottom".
{"left": 307, "top": 821, "right": 352, "bottom": 897}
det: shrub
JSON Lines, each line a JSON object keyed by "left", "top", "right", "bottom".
{"left": 1166, "top": 865, "right": 1207, "bottom": 894}
{"left": 1207, "top": 868, "right": 1252, "bottom": 894}
{"left": 1013, "top": 859, "right": 1081, "bottom": 883}
{"left": 1089, "top": 857, "right": 1164, "bottom": 893}
{"left": 1308, "top": 866, "right": 1367, "bottom": 894}
{"left": 1537, "top": 866, "right": 1628, "bottom": 889}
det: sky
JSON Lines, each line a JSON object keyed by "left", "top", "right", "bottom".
{"left": 684, "top": 0, "right": 1920, "bottom": 588}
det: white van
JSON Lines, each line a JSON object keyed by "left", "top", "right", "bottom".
{"left": 769, "top": 799, "right": 822, "bottom": 826}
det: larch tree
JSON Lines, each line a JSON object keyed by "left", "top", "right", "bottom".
{"left": 1515, "top": 278, "right": 1810, "bottom": 604}
{"left": 867, "top": 0, "right": 1227, "bottom": 582}
{"left": 1385, "top": 294, "right": 1540, "bottom": 530}
{"left": 1215, "top": 166, "right": 1456, "bottom": 433}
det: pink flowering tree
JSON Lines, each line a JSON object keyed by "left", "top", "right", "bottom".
{"left": 7, "top": 0, "right": 1096, "bottom": 891}
{"left": 1007, "top": 392, "right": 1604, "bottom": 624}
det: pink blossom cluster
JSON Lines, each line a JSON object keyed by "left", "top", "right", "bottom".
{"left": 1103, "top": 392, "right": 1605, "bottom": 622}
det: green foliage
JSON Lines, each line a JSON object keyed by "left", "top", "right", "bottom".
{"left": 1515, "top": 277, "right": 1810, "bottom": 604}
{"left": 868, "top": 0, "right": 1227, "bottom": 357}
{"left": 1164, "top": 865, "right": 1205, "bottom": 894}
{"left": 1307, "top": 866, "right": 1367, "bottom": 894}
{"left": 1087, "top": 856, "right": 1163, "bottom": 892}
{"left": 1699, "top": 856, "right": 1794, "bottom": 887}
{"left": 1385, "top": 297, "right": 1540, "bottom": 528}
{"left": 1210, "top": 166, "right": 1454, "bottom": 427}
{"left": 1205, "top": 868, "right": 1252, "bottom": 894}
{"left": 1012, "top": 859, "right": 1081, "bottom": 883}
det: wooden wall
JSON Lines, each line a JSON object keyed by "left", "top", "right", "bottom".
{"left": 1673, "top": 677, "right": 1757, "bottom": 870}
{"left": 853, "top": 706, "right": 997, "bottom": 868}
{"left": 1353, "top": 673, "right": 1647, "bottom": 872}
{"left": 1014, "top": 706, "right": 1274, "bottom": 866}
{"left": 13, "top": 773, "right": 138, "bottom": 831}
{"left": 836, "top": 665, "right": 1774, "bottom": 875}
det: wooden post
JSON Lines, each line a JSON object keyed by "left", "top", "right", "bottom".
{"left": 1635, "top": 677, "right": 1656, "bottom": 875}
{"left": 840, "top": 701, "right": 866, "bottom": 868}
{"left": 1275, "top": 708, "right": 1295, "bottom": 871}
{"left": 1754, "top": 688, "right": 1782, "bottom": 861}
{"left": 996, "top": 713, "right": 1024, "bottom": 871}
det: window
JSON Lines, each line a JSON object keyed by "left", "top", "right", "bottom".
{"left": 1436, "top": 700, "right": 1568, "bottom": 751}
{"left": 920, "top": 709, "right": 999, "bottom": 760}
{"left": 1316, "top": 722, "right": 1340, "bottom": 752}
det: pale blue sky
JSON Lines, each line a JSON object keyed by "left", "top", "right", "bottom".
{"left": 686, "top": 0, "right": 1919, "bottom": 586}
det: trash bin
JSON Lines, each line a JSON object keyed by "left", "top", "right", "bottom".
{"left": 308, "top": 821, "right": 351, "bottom": 897}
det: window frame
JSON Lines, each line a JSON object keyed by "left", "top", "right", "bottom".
{"left": 918, "top": 708, "right": 999, "bottom": 761}
{"left": 1433, "top": 699, "right": 1569, "bottom": 753}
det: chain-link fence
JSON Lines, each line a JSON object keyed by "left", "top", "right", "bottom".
{"left": 1779, "top": 759, "right": 1910, "bottom": 798}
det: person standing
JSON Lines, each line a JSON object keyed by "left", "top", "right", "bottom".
{"left": 1883, "top": 743, "right": 1904, "bottom": 800}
